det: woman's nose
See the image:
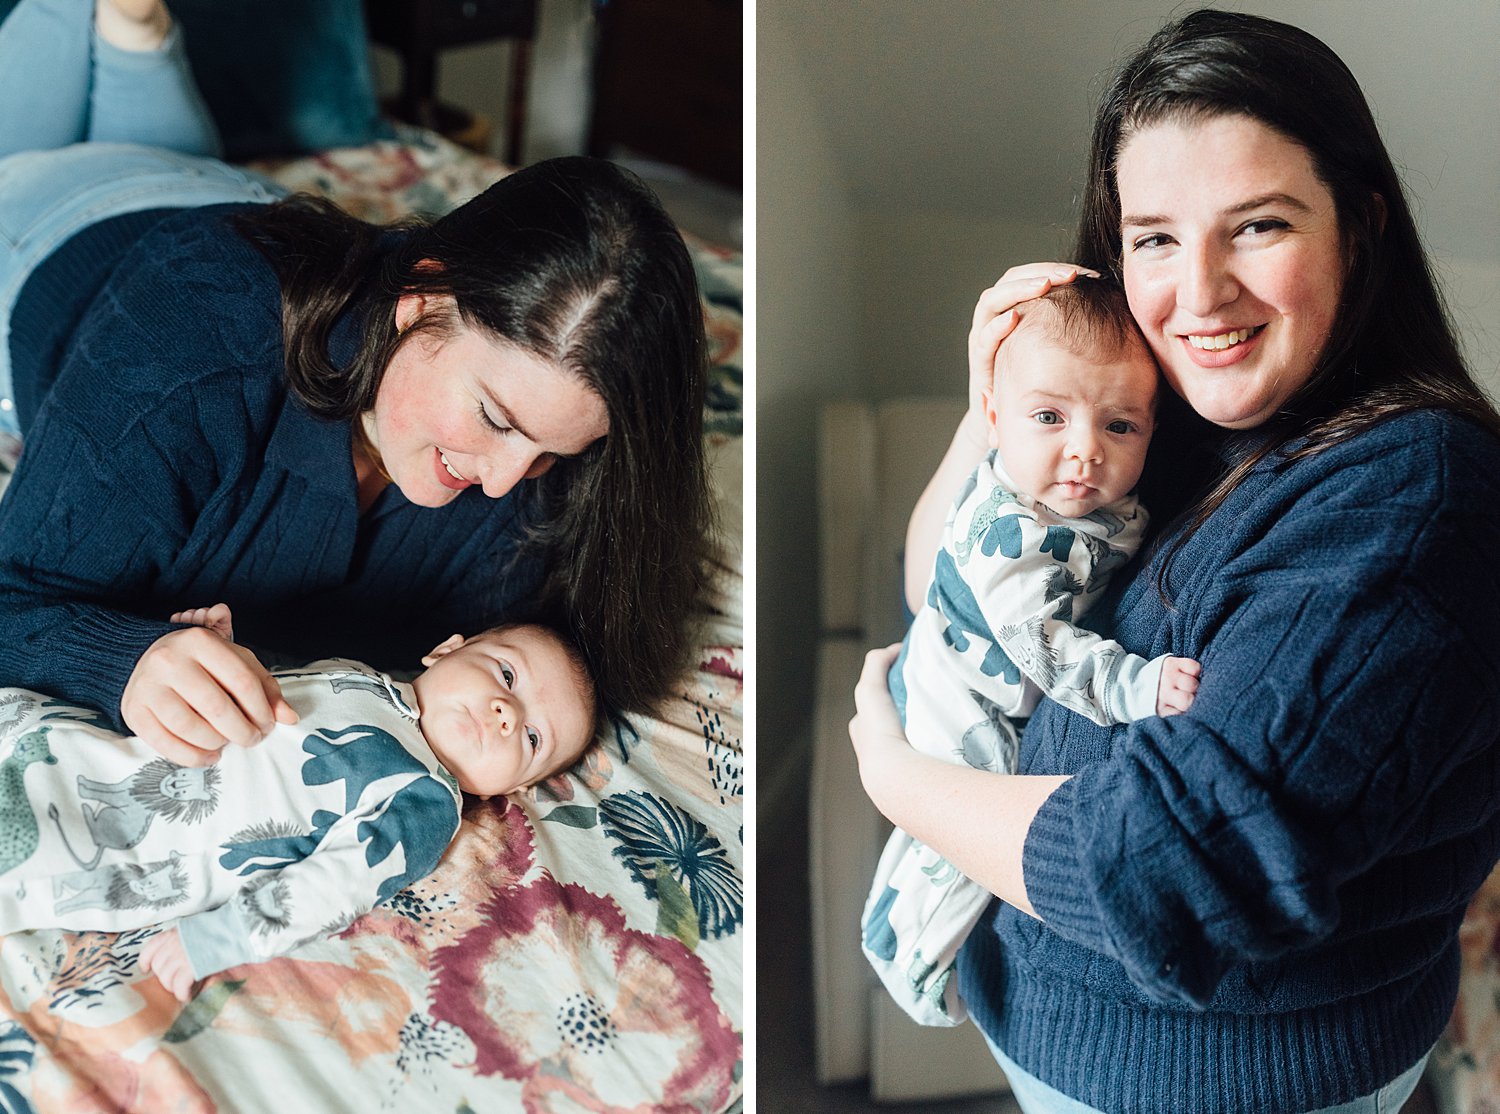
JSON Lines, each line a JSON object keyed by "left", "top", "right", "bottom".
{"left": 478, "top": 452, "right": 535, "bottom": 499}
{"left": 478, "top": 449, "right": 557, "bottom": 499}
{"left": 1178, "top": 239, "right": 1237, "bottom": 317}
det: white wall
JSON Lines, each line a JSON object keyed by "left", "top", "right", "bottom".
{"left": 856, "top": 210, "right": 1073, "bottom": 402}
{"left": 756, "top": 3, "right": 864, "bottom": 818}
{"left": 1437, "top": 255, "right": 1500, "bottom": 400}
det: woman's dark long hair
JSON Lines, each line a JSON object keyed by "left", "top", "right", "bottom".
{"left": 1073, "top": 9, "right": 1500, "bottom": 573}
{"left": 231, "top": 157, "right": 711, "bottom": 713}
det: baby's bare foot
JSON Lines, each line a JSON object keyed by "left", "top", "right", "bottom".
{"left": 95, "top": 0, "right": 172, "bottom": 51}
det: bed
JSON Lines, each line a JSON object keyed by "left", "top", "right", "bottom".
{"left": 0, "top": 128, "right": 743, "bottom": 1113}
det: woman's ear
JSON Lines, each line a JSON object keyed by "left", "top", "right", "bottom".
{"left": 395, "top": 292, "right": 425, "bottom": 333}
{"left": 421, "top": 633, "right": 466, "bottom": 667}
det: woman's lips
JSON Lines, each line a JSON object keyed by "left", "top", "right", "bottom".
{"left": 434, "top": 448, "right": 474, "bottom": 491}
{"left": 1177, "top": 325, "right": 1265, "bottom": 368}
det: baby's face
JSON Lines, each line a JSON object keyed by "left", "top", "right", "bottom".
{"left": 987, "top": 324, "right": 1158, "bottom": 517}
{"left": 412, "top": 626, "right": 594, "bottom": 799}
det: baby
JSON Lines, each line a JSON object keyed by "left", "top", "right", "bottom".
{"left": 0, "top": 606, "right": 597, "bottom": 1002}
{"left": 862, "top": 280, "right": 1200, "bottom": 1026}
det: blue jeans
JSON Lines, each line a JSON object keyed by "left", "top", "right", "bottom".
{"left": 986, "top": 1034, "right": 1432, "bottom": 1114}
{"left": 0, "top": 0, "right": 283, "bottom": 435}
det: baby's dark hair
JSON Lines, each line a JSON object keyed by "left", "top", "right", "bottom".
{"left": 1009, "top": 278, "right": 1152, "bottom": 368}
{"left": 482, "top": 620, "right": 603, "bottom": 752}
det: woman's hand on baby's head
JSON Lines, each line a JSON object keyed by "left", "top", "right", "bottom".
{"left": 122, "top": 627, "right": 298, "bottom": 767}
{"left": 968, "top": 263, "right": 1101, "bottom": 420}
{"left": 1157, "top": 656, "right": 1201, "bottom": 716}
{"left": 140, "top": 927, "right": 196, "bottom": 1003}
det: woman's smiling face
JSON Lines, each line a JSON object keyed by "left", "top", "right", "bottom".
{"left": 1117, "top": 113, "right": 1347, "bottom": 430}
{"left": 367, "top": 292, "right": 608, "bottom": 508}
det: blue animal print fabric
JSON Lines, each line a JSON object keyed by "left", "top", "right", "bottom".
{"left": 0, "top": 662, "right": 460, "bottom": 978}
{"left": 862, "top": 450, "right": 1166, "bottom": 1026}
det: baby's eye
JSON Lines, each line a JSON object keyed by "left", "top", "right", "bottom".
{"left": 525, "top": 726, "right": 541, "bottom": 750}
{"left": 1033, "top": 411, "right": 1062, "bottom": 426}
{"left": 499, "top": 661, "right": 516, "bottom": 687}
{"left": 1106, "top": 420, "right": 1136, "bottom": 435}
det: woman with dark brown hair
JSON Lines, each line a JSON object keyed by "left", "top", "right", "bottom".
{"left": 0, "top": 0, "right": 710, "bottom": 765}
{"left": 851, "top": 10, "right": 1500, "bottom": 1112}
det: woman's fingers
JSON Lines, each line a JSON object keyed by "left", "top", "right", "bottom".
{"left": 122, "top": 627, "right": 288, "bottom": 762}
{"left": 971, "top": 266, "right": 1099, "bottom": 326}
{"left": 996, "top": 261, "right": 1102, "bottom": 287}
{"left": 134, "top": 706, "right": 220, "bottom": 768}
{"left": 161, "top": 647, "right": 270, "bottom": 747}
{"left": 968, "top": 309, "right": 1018, "bottom": 410}
{"left": 263, "top": 672, "right": 299, "bottom": 726}
{"left": 850, "top": 643, "right": 906, "bottom": 741}
{"left": 856, "top": 642, "right": 902, "bottom": 696}
{"left": 967, "top": 264, "right": 1100, "bottom": 415}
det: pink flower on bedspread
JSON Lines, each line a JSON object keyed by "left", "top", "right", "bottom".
{"left": 701, "top": 646, "right": 742, "bottom": 683}
{"left": 425, "top": 799, "right": 536, "bottom": 891}
{"left": 532, "top": 744, "right": 616, "bottom": 806}
{"left": 356, "top": 798, "right": 540, "bottom": 948}
{"left": 30, "top": 1046, "right": 217, "bottom": 1114}
{"left": 429, "top": 876, "right": 738, "bottom": 1113}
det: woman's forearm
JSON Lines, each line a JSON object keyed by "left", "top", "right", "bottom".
{"left": 859, "top": 740, "right": 1066, "bottom": 918}
{"left": 904, "top": 411, "right": 991, "bottom": 611}
{"left": 851, "top": 644, "right": 1067, "bottom": 915}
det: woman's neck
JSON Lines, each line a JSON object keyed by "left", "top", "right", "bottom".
{"left": 351, "top": 414, "right": 392, "bottom": 514}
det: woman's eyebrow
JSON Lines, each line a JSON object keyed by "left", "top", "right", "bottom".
{"left": 1121, "top": 191, "right": 1314, "bottom": 229}
{"left": 1224, "top": 191, "right": 1314, "bottom": 217}
{"left": 479, "top": 382, "right": 537, "bottom": 441}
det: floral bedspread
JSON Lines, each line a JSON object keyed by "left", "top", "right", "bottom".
{"left": 0, "top": 132, "right": 743, "bottom": 1113}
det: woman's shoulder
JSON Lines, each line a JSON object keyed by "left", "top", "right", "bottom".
{"left": 134, "top": 203, "right": 268, "bottom": 264}
{"left": 104, "top": 204, "right": 279, "bottom": 331}
{"left": 57, "top": 206, "right": 286, "bottom": 419}
{"left": 1294, "top": 407, "right": 1500, "bottom": 491}
{"left": 1282, "top": 408, "right": 1500, "bottom": 563}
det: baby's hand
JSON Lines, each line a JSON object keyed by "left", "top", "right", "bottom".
{"left": 140, "top": 928, "right": 197, "bottom": 1003}
{"left": 170, "top": 602, "right": 235, "bottom": 642}
{"left": 1156, "top": 656, "right": 1201, "bottom": 716}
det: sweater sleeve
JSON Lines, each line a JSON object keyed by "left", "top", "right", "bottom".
{"left": 1021, "top": 424, "right": 1500, "bottom": 1007}
{"left": 0, "top": 215, "right": 284, "bottom": 728}
{"left": 0, "top": 407, "right": 206, "bottom": 728}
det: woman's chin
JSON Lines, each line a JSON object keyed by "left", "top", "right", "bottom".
{"left": 1173, "top": 385, "right": 1276, "bottom": 431}
{"left": 395, "top": 477, "right": 461, "bottom": 509}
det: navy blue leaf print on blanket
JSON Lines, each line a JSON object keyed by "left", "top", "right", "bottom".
{"left": 599, "top": 792, "right": 742, "bottom": 939}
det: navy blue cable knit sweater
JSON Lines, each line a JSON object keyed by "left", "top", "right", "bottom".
{"left": 957, "top": 408, "right": 1500, "bottom": 1113}
{"left": 0, "top": 205, "right": 538, "bottom": 730}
